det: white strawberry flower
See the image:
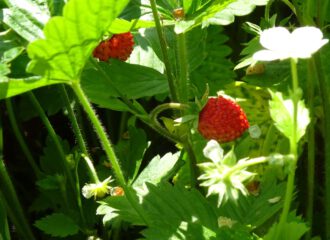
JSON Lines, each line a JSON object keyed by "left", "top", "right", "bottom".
{"left": 253, "top": 26, "right": 328, "bottom": 61}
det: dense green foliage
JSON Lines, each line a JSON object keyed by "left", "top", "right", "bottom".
{"left": 0, "top": 0, "right": 329, "bottom": 239}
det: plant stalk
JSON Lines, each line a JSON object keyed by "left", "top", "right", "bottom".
{"left": 275, "top": 58, "right": 300, "bottom": 238}
{"left": 71, "top": 82, "right": 150, "bottom": 225}
{"left": 27, "top": 92, "right": 76, "bottom": 191}
{"left": 150, "top": 0, "right": 178, "bottom": 102}
{"left": 59, "top": 85, "right": 100, "bottom": 183}
{"left": 0, "top": 115, "right": 35, "bottom": 239}
{"left": 176, "top": 32, "right": 189, "bottom": 104}
{"left": 5, "top": 99, "right": 41, "bottom": 177}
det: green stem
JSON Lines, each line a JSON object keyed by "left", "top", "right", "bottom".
{"left": 91, "top": 59, "right": 182, "bottom": 144}
{"left": 282, "top": 0, "right": 297, "bottom": 15}
{"left": 71, "top": 82, "right": 126, "bottom": 186}
{"left": 276, "top": 58, "right": 300, "bottom": 239}
{"left": 5, "top": 99, "right": 41, "bottom": 177}
{"left": 184, "top": 139, "right": 198, "bottom": 188}
{"left": 27, "top": 91, "right": 75, "bottom": 206}
{"left": 264, "top": 0, "right": 273, "bottom": 23}
{"left": 150, "top": 103, "right": 188, "bottom": 122}
{"left": 71, "top": 82, "right": 150, "bottom": 225}
{"left": 313, "top": 53, "right": 330, "bottom": 239}
{"left": 59, "top": 85, "right": 99, "bottom": 183}
{"left": 176, "top": 32, "right": 189, "bottom": 104}
{"left": 150, "top": 0, "right": 178, "bottom": 102}
{"left": 0, "top": 116, "right": 35, "bottom": 239}
{"left": 305, "top": 59, "right": 316, "bottom": 240}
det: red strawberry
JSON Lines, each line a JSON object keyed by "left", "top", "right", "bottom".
{"left": 93, "top": 32, "right": 134, "bottom": 61}
{"left": 198, "top": 96, "right": 249, "bottom": 143}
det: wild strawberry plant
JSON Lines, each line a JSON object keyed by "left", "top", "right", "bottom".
{"left": 0, "top": 0, "right": 329, "bottom": 239}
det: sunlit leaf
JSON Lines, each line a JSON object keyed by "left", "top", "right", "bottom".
{"left": 269, "top": 90, "right": 310, "bottom": 142}
{"left": 0, "top": 76, "right": 63, "bottom": 100}
{"left": 2, "top": 0, "right": 50, "bottom": 41}
{"left": 132, "top": 152, "right": 181, "bottom": 189}
{"left": 27, "top": 0, "right": 130, "bottom": 82}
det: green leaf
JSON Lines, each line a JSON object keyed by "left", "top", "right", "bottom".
{"left": 47, "top": 0, "right": 66, "bottom": 16}
{"left": 202, "top": 0, "right": 270, "bottom": 27}
{"left": 81, "top": 60, "right": 169, "bottom": 101}
{"left": 36, "top": 174, "right": 63, "bottom": 190}
{"left": 27, "top": 0, "right": 130, "bottom": 82}
{"left": 115, "top": 127, "right": 149, "bottom": 183}
{"left": 17, "top": 86, "right": 66, "bottom": 121}
{"left": 2, "top": 0, "right": 50, "bottom": 41}
{"left": 98, "top": 182, "right": 256, "bottom": 239}
{"left": 218, "top": 170, "right": 286, "bottom": 229}
{"left": 263, "top": 213, "right": 309, "bottom": 240}
{"left": 127, "top": 30, "right": 165, "bottom": 73}
{"left": 97, "top": 195, "right": 144, "bottom": 226}
{"left": 191, "top": 26, "right": 235, "bottom": 97}
{"left": 34, "top": 213, "right": 79, "bottom": 238}
{"left": 109, "top": 18, "right": 156, "bottom": 34}
{"left": 39, "top": 135, "right": 70, "bottom": 174}
{"left": 269, "top": 90, "right": 310, "bottom": 142}
{"left": 0, "top": 76, "right": 63, "bottom": 100}
{"left": 132, "top": 152, "right": 181, "bottom": 189}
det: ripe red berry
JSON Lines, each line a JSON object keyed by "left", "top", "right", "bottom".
{"left": 93, "top": 32, "right": 134, "bottom": 61}
{"left": 198, "top": 96, "right": 249, "bottom": 143}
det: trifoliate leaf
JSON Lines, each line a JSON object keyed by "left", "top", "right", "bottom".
{"left": 34, "top": 213, "right": 79, "bottom": 237}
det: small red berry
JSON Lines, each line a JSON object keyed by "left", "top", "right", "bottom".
{"left": 198, "top": 96, "right": 249, "bottom": 143}
{"left": 93, "top": 32, "right": 134, "bottom": 61}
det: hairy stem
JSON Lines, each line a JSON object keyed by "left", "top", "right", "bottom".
{"left": 71, "top": 82, "right": 126, "bottom": 186}
{"left": 59, "top": 85, "right": 99, "bottom": 183}
{"left": 71, "top": 82, "right": 150, "bottom": 225}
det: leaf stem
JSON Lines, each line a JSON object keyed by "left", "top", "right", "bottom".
{"left": 91, "top": 59, "right": 182, "bottom": 144}
{"left": 70, "top": 82, "right": 150, "bottom": 225}
{"left": 150, "top": 0, "right": 178, "bottom": 102}
{"left": 59, "top": 85, "right": 100, "bottom": 183}
{"left": 176, "top": 32, "right": 189, "bottom": 104}
{"left": 71, "top": 82, "right": 126, "bottom": 186}
{"left": 27, "top": 91, "right": 76, "bottom": 190}
{"left": 5, "top": 99, "right": 42, "bottom": 177}
{"left": 275, "top": 58, "right": 300, "bottom": 239}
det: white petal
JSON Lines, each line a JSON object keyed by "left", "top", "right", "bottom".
{"left": 260, "top": 27, "right": 291, "bottom": 51}
{"left": 203, "top": 140, "right": 223, "bottom": 163}
{"left": 291, "top": 27, "right": 329, "bottom": 57}
{"left": 253, "top": 50, "right": 289, "bottom": 61}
